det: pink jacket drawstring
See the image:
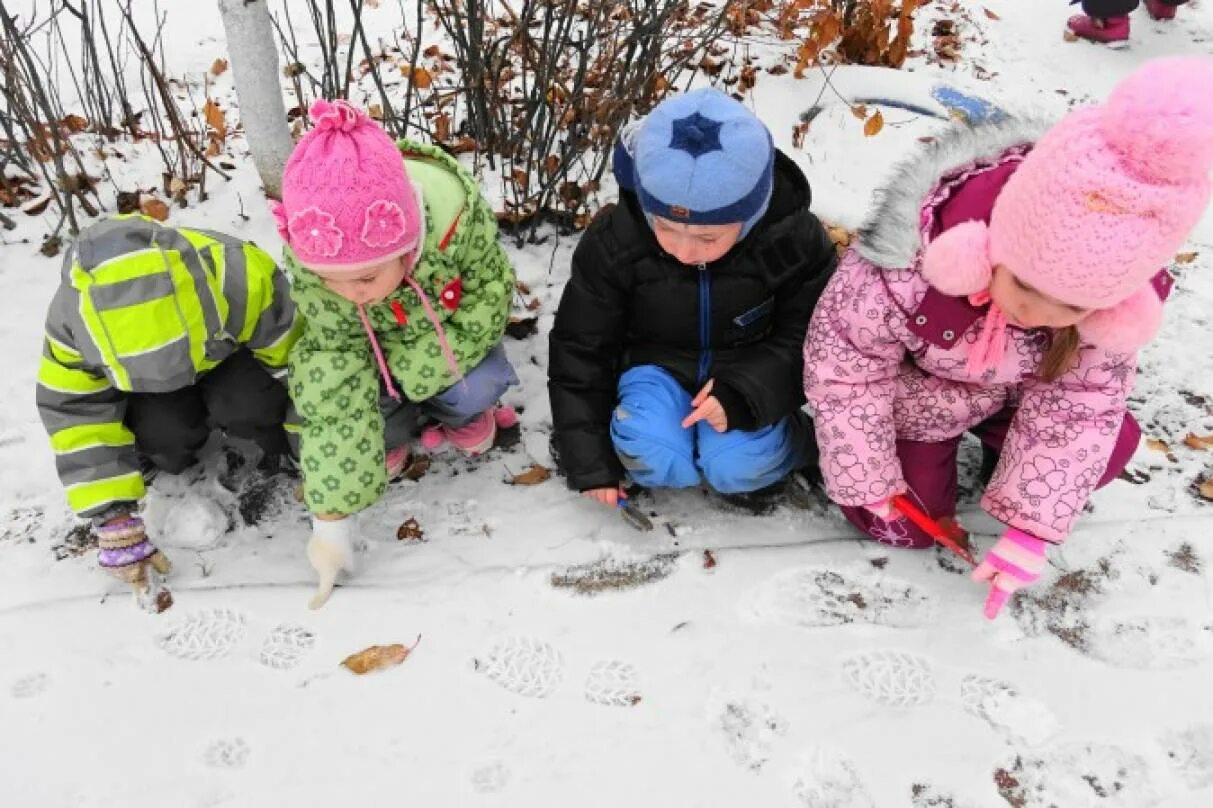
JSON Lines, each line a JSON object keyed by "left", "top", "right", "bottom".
{"left": 356, "top": 279, "right": 465, "bottom": 404}
{"left": 966, "top": 290, "right": 1008, "bottom": 376}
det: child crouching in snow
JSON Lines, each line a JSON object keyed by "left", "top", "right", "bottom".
{"left": 272, "top": 100, "right": 517, "bottom": 606}
{"left": 803, "top": 57, "right": 1213, "bottom": 619}
{"left": 36, "top": 215, "right": 300, "bottom": 599}
{"left": 549, "top": 89, "right": 836, "bottom": 510}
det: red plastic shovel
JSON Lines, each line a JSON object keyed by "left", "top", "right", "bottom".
{"left": 890, "top": 494, "right": 976, "bottom": 566}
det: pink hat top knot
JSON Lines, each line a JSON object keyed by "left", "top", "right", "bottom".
{"left": 271, "top": 99, "right": 422, "bottom": 274}
{"left": 988, "top": 57, "right": 1213, "bottom": 316}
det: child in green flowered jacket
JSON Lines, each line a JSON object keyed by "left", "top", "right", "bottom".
{"left": 272, "top": 99, "right": 516, "bottom": 607}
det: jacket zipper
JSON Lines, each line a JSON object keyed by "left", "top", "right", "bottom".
{"left": 697, "top": 262, "right": 712, "bottom": 385}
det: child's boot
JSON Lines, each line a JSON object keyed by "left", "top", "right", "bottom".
{"left": 1144, "top": 0, "right": 1178, "bottom": 18}
{"left": 1067, "top": 14, "right": 1130, "bottom": 45}
{"left": 421, "top": 405, "right": 517, "bottom": 456}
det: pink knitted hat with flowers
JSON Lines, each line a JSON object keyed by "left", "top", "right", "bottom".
{"left": 922, "top": 56, "right": 1213, "bottom": 352}
{"left": 270, "top": 99, "right": 422, "bottom": 274}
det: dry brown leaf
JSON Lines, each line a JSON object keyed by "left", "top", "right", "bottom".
{"left": 367, "top": 103, "right": 383, "bottom": 120}
{"left": 791, "top": 121, "right": 809, "bottom": 150}
{"left": 864, "top": 110, "right": 884, "bottom": 137}
{"left": 22, "top": 193, "right": 52, "bottom": 216}
{"left": 1183, "top": 433, "right": 1213, "bottom": 450}
{"left": 210, "top": 58, "right": 229, "bottom": 76}
{"left": 434, "top": 113, "right": 451, "bottom": 143}
{"left": 1200, "top": 479, "right": 1213, "bottom": 501}
{"left": 140, "top": 196, "right": 170, "bottom": 222}
{"left": 169, "top": 177, "right": 187, "bottom": 198}
{"left": 205, "top": 140, "right": 221, "bottom": 157}
{"left": 340, "top": 638, "right": 419, "bottom": 674}
{"left": 1146, "top": 438, "right": 1171, "bottom": 454}
{"left": 396, "top": 517, "right": 425, "bottom": 541}
{"left": 1175, "top": 251, "right": 1199, "bottom": 265}
{"left": 983, "top": 7, "right": 1001, "bottom": 20}
{"left": 62, "top": 114, "right": 89, "bottom": 133}
{"left": 703, "top": 549, "right": 717, "bottom": 569}
{"left": 510, "top": 464, "right": 551, "bottom": 486}
{"left": 423, "top": 44, "right": 441, "bottom": 58}
{"left": 1063, "top": 30, "right": 1079, "bottom": 42}
{"left": 203, "top": 99, "right": 225, "bottom": 137}
{"left": 515, "top": 280, "right": 533, "bottom": 295}
{"left": 449, "top": 136, "right": 478, "bottom": 154}
{"left": 406, "top": 66, "right": 433, "bottom": 89}
{"left": 525, "top": 297, "right": 542, "bottom": 311}
{"left": 850, "top": 104, "right": 868, "bottom": 120}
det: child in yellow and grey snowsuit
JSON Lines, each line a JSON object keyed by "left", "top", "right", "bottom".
{"left": 36, "top": 214, "right": 302, "bottom": 590}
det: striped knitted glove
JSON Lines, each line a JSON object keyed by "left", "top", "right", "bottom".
{"left": 96, "top": 515, "right": 172, "bottom": 591}
{"left": 971, "top": 528, "right": 1046, "bottom": 620}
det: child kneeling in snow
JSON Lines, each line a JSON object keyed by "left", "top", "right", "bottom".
{"left": 36, "top": 215, "right": 301, "bottom": 596}
{"left": 272, "top": 100, "right": 517, "bottom": 607}
{"left": 548, "top": 89, "right": 836, "bottom": 510}
{"left": 802, "top": 57, "right": 1213, "bottom": 619}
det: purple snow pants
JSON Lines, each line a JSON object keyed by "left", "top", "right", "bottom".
{"left": 839, "top": 408, "right": 1141, "bottom": 548}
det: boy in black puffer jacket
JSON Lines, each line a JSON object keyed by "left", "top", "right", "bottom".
{"left": 548, "top": 88, "right": 836, "bottom": 511}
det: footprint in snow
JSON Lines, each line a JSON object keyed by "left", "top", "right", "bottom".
{"left": 204, "top": 738, "right": 250, "bottom": 769}
{"left": 476, "top": 636, "right": 563, "bottom": 699}
{"left": 584, "top": 660, "right": 642, "bottom": 707}
{"left": 259, "top": 623, "right": 316, "bottom": 670}
{"left": 841, "top": 649, "right": 936, "bottom": 707}
{"left": 715, "top": 697, "right": 787, "bottom": 772}
{"left": 156, "top": 608, "right": 248, "bottom": 661}
{"left": 788, "top": 746, "right": 874, "bottom": 808}
{"left": 960, "top": 673, "right": 1061, "bottom": 748}
{"left": 10, "top": 672, "right": 49, "bottom": 699}
{"left": 747, "top": 566, "right": 934, "bottom": 629}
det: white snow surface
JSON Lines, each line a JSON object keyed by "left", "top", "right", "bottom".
{"left": 2, "top": 2, "right": 1213, "bottom": 806}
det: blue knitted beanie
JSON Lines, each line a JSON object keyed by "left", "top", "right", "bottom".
{"left": 626, "top": 88, "right": 774, "bottom": 239}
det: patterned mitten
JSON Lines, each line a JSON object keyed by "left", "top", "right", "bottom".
{"left": 971, "top": 528, "right": 1047, "bottom": 619}
{"left": 96, "top": 515, "right": 172, "bottom": 590}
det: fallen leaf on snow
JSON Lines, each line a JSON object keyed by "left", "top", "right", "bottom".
{"left": 1182, "top": 433, "right": 1213, "bottom": 451}
{"left": 863, "top": 110, "right": 884, "bottom": 137}
{"left": 983, "top": 7, "right": 1001, "bottom": 20}
{"left": 703, "top": 549, "right": 717, "bottom": 570}
{"left": 140, "top": 196, "right": 170, "bottom": 222}
{"left": 1175, "top": 251, "right": 1199, "bottom": 265}
{"left": 210, "top": 58, "right": 228, "bottom": 76}
{"left": 341, "top": 637, "right": 420, "bottom": 674}
{"left": 510, "top": 465, "right": 551, "bottom": 486}
{"left": 1063, "top": 30, "right": 1079, "bottom": 42}
{"left": 525, "top": 297, "right": 542, "bottom": 311}
{"left": 1199, "top": 479, "right": 1213, "bottom": 502}
{"left": 203, "top": 99, "right": 225, "bottom": 137}
{"left": 1146, "top": 438, "right": 1171, "bottom": 454}
{"left": 396, "top": 517, "right": 425, "bottom": 541}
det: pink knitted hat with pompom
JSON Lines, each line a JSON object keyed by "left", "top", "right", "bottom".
{"left": 270, "top": 99, "right": 422, "bottom": 274}
{"left": 922, "top": 56, "right": 1213, "bottom": 352}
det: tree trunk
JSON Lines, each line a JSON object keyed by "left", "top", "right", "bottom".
{"left": 218, "top": 0, "right": 294, "bottom": 200}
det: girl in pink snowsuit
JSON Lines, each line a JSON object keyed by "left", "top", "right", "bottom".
{"left": 802, "top": 57, "right": 1213, "bottom": 619}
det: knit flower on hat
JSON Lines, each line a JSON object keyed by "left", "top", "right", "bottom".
{"left": 361, "top": 199, "right": 408, "bottom": 249}
{"left": 288, "top": 206, "right": 343, "bottom": 258}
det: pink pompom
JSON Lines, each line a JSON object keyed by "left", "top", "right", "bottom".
{"left": 920, "top": 220, "right": 994, "bottom": 297}
{"left": 1101, "top": 56, "right": 1213, "bottom": 184}
{"left": 1077, "top": 284, "right": 1164, "bottom": 352}
{"left": 309, "top": 98, "right": 362, "bottom": 133}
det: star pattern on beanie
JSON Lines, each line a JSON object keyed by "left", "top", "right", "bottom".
{"left": 669, "top": 113, "right": 723, "bottom": 158}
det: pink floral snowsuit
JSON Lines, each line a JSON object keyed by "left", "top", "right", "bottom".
{"left": 803, "top": 124, "right": 1164, "bottom": 546}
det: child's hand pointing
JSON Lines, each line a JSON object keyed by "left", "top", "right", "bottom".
{"left": 681, "top": 378, "right": 728, "bottom": 432}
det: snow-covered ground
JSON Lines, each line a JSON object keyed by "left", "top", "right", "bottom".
{"left": 2, "top": 2, "right": 1212, "bottom": 806}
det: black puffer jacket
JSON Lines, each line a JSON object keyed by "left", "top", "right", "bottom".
{"left": 548, "top": 150, "right": 836, "bottom": 491}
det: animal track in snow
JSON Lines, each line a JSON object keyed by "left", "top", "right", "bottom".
{"left": 841, "top": 650, "right": 936, "bottom": 707}
{"left": 788, "top": 746, "right": 874, "bottom": 808}
{"left": 960, "top": 674, "right": 1060, "bottom": 748}
{"left": 478, "top": 636, "right": 563, "bottom": 698}
{"left": 584, "top": 660, "right": 641, "bottom": 707}
{"left": 716, "top": 698, "right": 787, "bottom": 772}
{"left": 994, "top": 743, "right": 1159, "bottom": 807}
{"left": 156, "top": 609, "right": 247, "bottom": 661}
{"left": 1086, "top": 615, "right": 1211, "bottom": 670}
{"left": 259, "top": 624, "right": 316, "bottom": 670}
{"left": 749, "top": 567, "right": 933, "bottom": 629}
{"left": 204, "top": 738, "right": 250, "bottom": 769}
{"left": 1158, "top": 724, "right": 1213, "bottom": 790}
{"left": 10, "top": 672, "right": 48, "bottom": 699}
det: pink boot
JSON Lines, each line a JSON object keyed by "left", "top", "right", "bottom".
{"left": 1067, "top": 14, "right": 1130, "bottom": 45}
{"left": 385, "top": 446, "right": 410, "bottom": 479}
{"left": 1144, "top": 0, "right": 1178, "bottom": 19}
{"left": 420, "top": 406, "right": 517, "bottom": 456}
